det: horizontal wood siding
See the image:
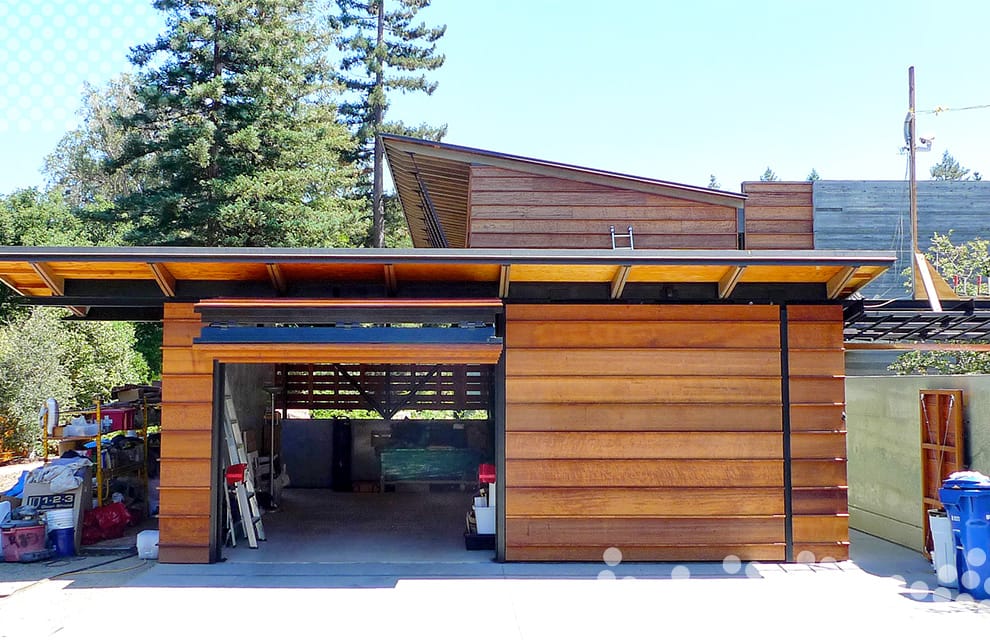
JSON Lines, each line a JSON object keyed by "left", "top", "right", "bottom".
{"left": 787, "top": 305, "right": 849, "bottom": 561}
{"left": 158, "top": 303, "right": 214, "bottom": 564}
{"left": 504, "top": 304, "right": 785, "bottom": 561}
{"left": 469, "top": 166, "right": 738, "bottom": 249}
{"left": 742, "top": 182, "right": 814, "bottom": 249}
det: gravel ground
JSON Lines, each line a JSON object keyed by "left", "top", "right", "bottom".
{"left": 0, "top": 460, "right": 42, "bottom": 494}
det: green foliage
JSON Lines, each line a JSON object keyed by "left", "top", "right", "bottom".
{"left": 888, "top": 349, "right": 990, "bottom": 375}
{"left": 0, "top": 189, "right": 93, "bottom": 247}
{"left": 759, "top": 167, "right": 779, "bottom": 182}
{"left": 930, "top": 150, "right": 974, "bottom": 181}
{"left": 333, "top": 0, "right": 446, "bottom": 246}
{"left": 807, "top": 168, "right": 820, "bottom": 181}
{"left": 707, "top": 174, "right": 720, "bottom": 189}
{"left": 43, "top": 75, "right": 148, "bottom": 210}
{"left": 105, "top": 0, "right": 362, "bottom": 247}
{"left": 134, "top": 323, "right": 164, "bottom": 380}
{"left": 903, "top": 231, "right": 990, "bottom": 296}
{"left": 0, "top": 308, "right": 150, "bottom": 454}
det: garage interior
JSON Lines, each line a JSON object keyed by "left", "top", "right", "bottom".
{"left": 208, "top": 302, "right": 502, "bottom": 564}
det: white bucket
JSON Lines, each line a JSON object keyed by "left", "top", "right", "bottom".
{"left": 475, "top": 506, "right": 495, "bottom": 535}
{"left": 46, "top": 507, "right": 76, "bottom": 531}
{"left": 137, "top": 529, "right": 159, "bottom": 560}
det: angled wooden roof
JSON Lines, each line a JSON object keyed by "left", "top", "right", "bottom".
{"left": 0, "top": 246, "right": 892, "bottom": 320}
{"left": 382, "top": 135, "right": 747, "bottom": 248}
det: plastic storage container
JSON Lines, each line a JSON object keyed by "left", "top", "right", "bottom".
{"left": 137, "top": 529, "right": 159, "bottom": 559}
{"left": 939, "top": 476, "right": 990, "bottom": 599}
{"left": 928, "top": 509, "right": 960, "bottom": 588}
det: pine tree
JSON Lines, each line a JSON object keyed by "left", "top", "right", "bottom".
{"left": 760, "top": 167, "right": 779, "bottom": 182}
{"left": 806, "top": 168, "right": 820, "bottom": 181}
{"left": 707, "top": 174, "right": 720, "bottom": 189}
{"left": 333, "top": 0, "right": 446, "bottom": 247}
{"left": 105, "top": 0, "right": 361, "bottom": 247}
{"left": 930, "top": 150, "right": 972, "bottom": 181}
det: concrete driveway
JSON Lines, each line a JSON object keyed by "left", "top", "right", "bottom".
{"left": 1, "top": 530, "right": 987, "bottom": 639}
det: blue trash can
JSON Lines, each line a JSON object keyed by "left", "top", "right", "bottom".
{"left": 939, "top": 477, "right": 990, "bottom": 599}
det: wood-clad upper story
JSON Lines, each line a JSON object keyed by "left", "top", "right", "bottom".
{"left": 385, "top": 135, "right": 818, "bottom": 252}
{"left": 740, "top": 182, "right": 815, "bottom": 249}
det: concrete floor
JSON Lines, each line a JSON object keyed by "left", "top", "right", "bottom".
{"left": 223, "top": 487, "right": 495, "bottom": 564}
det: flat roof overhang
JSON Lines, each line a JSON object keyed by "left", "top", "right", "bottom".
{"left": 0, "top": 246, "right": 895, "bottom": 321}
{"left": 844, "top": 298, "right": 990, "bottom": 345}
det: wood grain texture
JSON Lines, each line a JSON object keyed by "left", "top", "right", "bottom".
{"left": 160, "top": 402, "right": 213, "bottom": 431}
{"left": 792, "top": 487, "right": 848, "bottom": 515}
{"left": 505, "top": 544, "right": 785, "bottom": 562}
{"left": 161, "top": 374, "right": 214, "bottom": 403}
{"left": 791, "top": 460, "right": 847, "bottom": 487}
{"left": 158, "top": 545, "right": 211, "bottom": 564}
{"left": 788, "top": 350, "right": 845, "bottom": 376}
{"left": 793, "top": 515, "right": 849, "bottom": 542}
{"left": 157, "top": 487, "right": 211, "bottom": 517}
{"left": 791, "top": 542, "right": 850, "bottom": 562}
{"left": 788, "top": 377, "right": 845, "bottom": 405}
{"left": 505, "top": 460, "right": 784, "bottom": 488}
{"left": 505, "top": 516, "right": 784, "bottom": 546}
{"left": 158, "top": 515, "right": 211, "bottom": 546}
{"left": 506, "top": 432, "right": 782, "bottom": 460}
{"left": 506, "top": 321, "right": 780, "bottom": 349}
{"left": 506, "top": 304, "right": 780, "bottom": 322}
{"left": 790, "top": 404, "right": 845, "bottom": 432}
{"left": 506, "top": 376, "right": 781, "bottom": 404}
{"left": 159, "top": 458, "right": 211, "bottom": 489}
{"left": 160, "top": 431, "right": 213, "bottom": 459}
{"left": 505, "top": 403, "right": 783, "bottom": 432}
{"left": 505, "top": 487, "right": 783, "bottom": 517}
{"left": 506, "top": 348, "right": 781, "bottom": 377}
{"left": 741, "top": 182, "right": 814, "bottom": 250}
{"left": 791, "top": 432, "right": 847, "bottom": 459}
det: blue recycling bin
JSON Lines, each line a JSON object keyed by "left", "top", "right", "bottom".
{"left": 939, "top": 477, "right": 990, "bottom": 599}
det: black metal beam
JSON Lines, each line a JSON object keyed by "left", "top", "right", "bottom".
{"left": 196, "top": 305, "right": 500, "bottom": 326}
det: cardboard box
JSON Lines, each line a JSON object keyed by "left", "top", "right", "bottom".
{"left": 20, "top": 467, "right": 92, "bottom": 551}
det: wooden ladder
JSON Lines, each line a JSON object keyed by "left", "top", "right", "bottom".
{"left": 222, "top": 378, "right": 266, "bottom": 548}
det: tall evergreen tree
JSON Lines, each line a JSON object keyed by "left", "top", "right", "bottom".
{"left": 105, "top": 0, "right": 361, "bottom": 247}
{"left": 333, "top": 0, "right": 446, "bottom": 247}
{"left": 759, "top": 167, "right": 779, "bottom": 182}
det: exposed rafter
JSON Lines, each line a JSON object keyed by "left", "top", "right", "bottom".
{"left": 31, "top": 262, "right": 85, "bottom": 316}
{"left": 498, "top": 265, "right": 511, "bottom": 298}
{"left": 0, "top": 274, "right": 26, "bottom": 296}
{"left": 31, "top": 262, "right": 64, "bottom": 295}
{"left": 384, "top": 264, "right": 398, "bottom": 295}
{"left": 825, "top": 266, "right": 856, "bottom": 299}
{"left": 718, "top": 266, "right": 744, "bottom": 299}
{"left": 149, "top": 263, "right": 176, "bottom": 297}
{"left": 610, "top": 265, "right": 631, "bottom": 300}
{"left": 266, "top": 263, "right": 287, "bottom": 295}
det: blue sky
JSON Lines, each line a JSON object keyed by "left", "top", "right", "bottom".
{"left": 1, "top": 0, "right": 988, "bottom": 195}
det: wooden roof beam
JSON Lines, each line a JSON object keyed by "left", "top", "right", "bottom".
{"left": 0, "top": 274, "right": 27, "bottom": 296}
{"left": 718, "top": 266, "right": 744, "bottom": 299}
{"left": 826, "top": 266, "right": 857, "bottom": 299}
{"left": 498, "top": 265, "right": 511, "bottom": 298}
{"left": 30, "top": 262, "right": 64, "bottom": 295}
{"left": 266, "top": 263, "right": 287, "bottom": 295}
{"left": 610, "top": 265, "right": 631, "bottom": 300}
{"left": 384, "top": 264, "right": 398, "bottom": 295}
{"left": 149, "top": 263, "right": 177, "bottom": 297}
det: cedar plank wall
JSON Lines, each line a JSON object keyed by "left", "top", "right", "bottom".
{"left": 158, "top": 303, "right": 214, "bottom": 563}
{"left": 787, "top": 305, "right": 849, "bottom": 561}
{"left": 469, "top": 166, "right": 739, "bottom": 249}
{"left": 741, "top": 182, "right": 814, "bottom": 249}
{"left": 504, "top": 304, "right": 787, "bottom": 561}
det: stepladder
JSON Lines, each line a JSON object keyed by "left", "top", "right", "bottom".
{"left": 222, "top": 377, "right": 266, "bottom": 548}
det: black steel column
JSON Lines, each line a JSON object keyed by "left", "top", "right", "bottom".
{"left": 210, "top": 361, "right": 225, "bottom": 563}
{"left": 493, "top": 311, "right": 506, "bottom": 562}
{"left": 779, "top": 306, "right": 794, "bottom": 562}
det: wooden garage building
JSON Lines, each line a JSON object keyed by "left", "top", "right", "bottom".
{"left": 0, "top": 136, "right": 893, "bottom": 564}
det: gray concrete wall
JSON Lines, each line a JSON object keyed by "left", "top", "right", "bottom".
{"left": 846, "top": 375, "right": 990, "bottom": 551}
{"left": 226, "top": 363, "right": 275, "bottom": 436}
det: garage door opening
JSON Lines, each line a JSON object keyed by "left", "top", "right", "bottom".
{"left": 218, "top": 360, "right": 499, "bottom": 563}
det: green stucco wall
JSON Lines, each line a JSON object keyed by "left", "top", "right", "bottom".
{"left": 846, "top": 375, "right": 990, "bottom": 551}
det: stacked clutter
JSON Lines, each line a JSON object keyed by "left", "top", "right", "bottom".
{"left": 464, "top": 463, "right": 496, "bottom": 550}
{"left": 1, "top": 506, "right": 55, "bottom": 563}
